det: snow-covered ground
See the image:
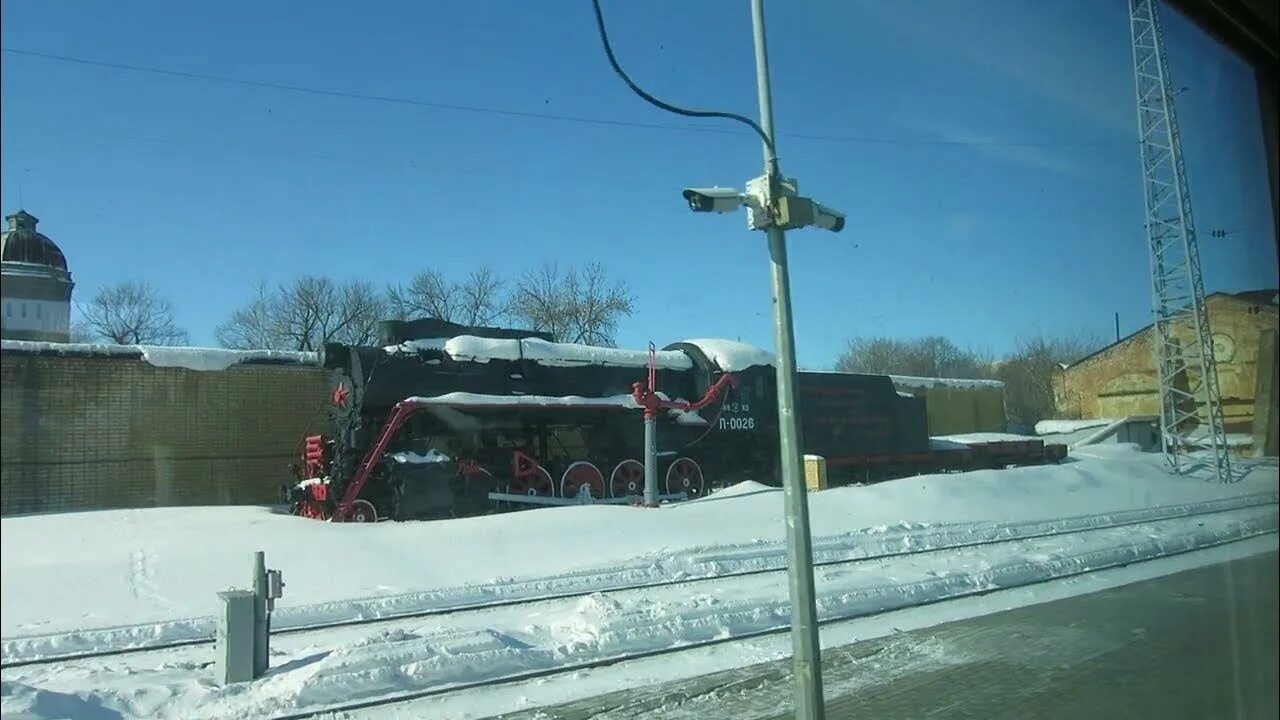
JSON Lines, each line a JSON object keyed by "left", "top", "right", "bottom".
{"left": 1, "top": 447, "right": 1276, "bottom": 719}
{"left": 3, "top": 446, "right": 1271, "bottom": 639}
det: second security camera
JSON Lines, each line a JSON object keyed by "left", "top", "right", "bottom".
{"left": 682, "top": 187, "right": 744, "bottom": 213}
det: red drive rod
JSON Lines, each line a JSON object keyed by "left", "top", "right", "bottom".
{"left": 631, "top": 341, "right": 740, "bottom": 419}
{"left": 630, "top": 372, "right": 739, "bottom": 419}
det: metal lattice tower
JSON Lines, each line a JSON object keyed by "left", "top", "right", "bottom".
{"left": 1128, "top": 0, "right": 1232, "bottom": 482}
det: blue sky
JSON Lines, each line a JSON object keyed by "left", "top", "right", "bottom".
{"left": 2, "top": 0, "right": 1275, "bottom": 368}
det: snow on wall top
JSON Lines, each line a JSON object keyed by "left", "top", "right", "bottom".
{"left": 387, "top": 335, "right": 693, "bottom": 370}
{"left": 677, "top": 338, "right": 775, "bottom": 371}
{"left": 888, "top": 374, "right": 1004, "bottom": 390}
{"left": 0, "top": 340, "right": 318, "bottom": 372}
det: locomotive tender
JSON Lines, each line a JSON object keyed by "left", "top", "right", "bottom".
{"left": 287, "top": 318, "right": 1062, "bottom": 522}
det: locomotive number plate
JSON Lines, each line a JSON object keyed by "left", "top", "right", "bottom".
{"left": 719, "top": 416, "right": 757, "bottom": 430}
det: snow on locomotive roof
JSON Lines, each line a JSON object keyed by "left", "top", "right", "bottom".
{"left": 404, "top": 391, "right": 643, "bottom": 409}
{"left": 401, "top": 392, "right": 706, "bottom": 426}
{"left": 677, "top": 338, "right": 776, "bottom": 371}
{"left": 0, "top": 340, "right": 318, "bottom": 371}
{"left": 388, "top": 335, "right": 694, "bottom": 370}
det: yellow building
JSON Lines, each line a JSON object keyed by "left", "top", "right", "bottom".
{"left": 1054, "top": 290, "right": 1278, "bottom": 436}
{"left": 889, "top": 375, "right": 1007, "bottom": 435}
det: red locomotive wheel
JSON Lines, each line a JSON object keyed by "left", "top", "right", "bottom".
{"left": 665, "top": 457, "right": 704, "bottom": 498}
{"left": 510, "top": 466, "right": 555, "bottom": 496}
{"left": 560, "top": 461, "right": 605, "bottom": 499}
{"left": 341, "top": 499, "right": 378, "bottom": 523}
{"left": 609, "top": 459, "right": 645, "bottom": 498}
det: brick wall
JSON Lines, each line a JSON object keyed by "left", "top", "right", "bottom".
{"left": 0, "top": 351, "right": 330, "bottom": 515}
{"left": 1054, "top": 295, "right": 1279, "bottom": 433}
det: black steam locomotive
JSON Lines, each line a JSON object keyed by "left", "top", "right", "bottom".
{"left": 286, "top": 318, "right": 942, "bottom": 522}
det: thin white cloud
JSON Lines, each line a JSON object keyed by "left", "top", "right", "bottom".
{"left": 850, "top": 1, "right": 1134, "bottom": 138}
{"left": 899, "top": 115, "right": 1092, "bottom": 179}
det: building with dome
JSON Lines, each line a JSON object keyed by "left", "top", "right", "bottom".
{"left": 1, "top": 210, "right": 74, "bottom": 342}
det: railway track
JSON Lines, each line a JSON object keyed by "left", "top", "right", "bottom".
{"left": 263, "top": 514, "right": 1279, "bottom": 720}
{"left": 4, "top": 491, "right": 1275, "bottom": 670}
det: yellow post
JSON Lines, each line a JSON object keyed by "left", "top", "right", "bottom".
{"left": 803, "top": 455, "right": 827, "bottom": 491}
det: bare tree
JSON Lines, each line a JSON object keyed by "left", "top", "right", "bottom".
{"left": 455, "top": 268, "right": 506, "bottom": 326}
{"left": 387, "top": 267, "right": 507, "bottom": 326}
{"left": 68, "top": 319, "right": 96, "bottom": 343}
{"left": 213, "top": 282, "right": 277, "bottom": 350}
{"left": 216, "top": 276, "right": 386, "bottom": 351}
{"left": 388, "top": 269, "right": 453, "bottom": 323}
{"left": 508, "top": 262, "right": 634, "bottom": 345}
{"left": 79, "top": 281, "right": 189, "bottom": 345}
{"left": 997, "top": 334, "right": 1103, "bottom": 427}
{"left": 835, "top": 336, "right": 995, "bottom": 379}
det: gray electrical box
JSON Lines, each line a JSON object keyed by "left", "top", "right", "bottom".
{"left": 216, "top": 590, "right": 257, "bottom": 685}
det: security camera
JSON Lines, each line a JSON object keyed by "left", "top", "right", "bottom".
{"left": 682, "top": 187, "right": 744, "bottom": 213}
{"left": 812, "top": 202, "right": 846, "bottom": 233}
{"left": 772, "top": 196, "right": 845, "bottom": 233}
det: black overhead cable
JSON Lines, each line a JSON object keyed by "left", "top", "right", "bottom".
{"left": 589, "top": 0, "right": 776, "bottom": 156}
{"left": 0, "top": 47, "right": 1132, "bottom": 150}
{"left": 0, "top": 47, "right": 741, "bottom": 138}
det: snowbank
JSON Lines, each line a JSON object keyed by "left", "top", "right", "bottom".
{"left": 3, "top": 506, "right": 1274, "bottom": 719}
{"left": 697, "top": 479, "right": 776, "bottom": 500}
{"left": 15, "top": 486, "right": 1275, "bottom": 665}
{"left": 0, "top": 340, "right": 317, "bottom": 371}
{"left": 1, "top": 448, "right": 1276, "bottom": 719}
{"left": 678, "top": 338, "right": 776, "bottom": 371}
{"left": 2, "top": 447, "right": 1275, "bottom": 642}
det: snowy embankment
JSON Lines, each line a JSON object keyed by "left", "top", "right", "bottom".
{"left": 0, "top": 447, "right": 1270, "bottom": 640}
{"left": 3, "top": 502, "right": 1275, "bottom": 720}
{"left": 4, "top": 490, "right": 1275, "bottom": 664}
{"left": 1, "top": 447, "right": 1274, "bottom": 643}
{"left": 1, "top": 448, "right": 1276, "bottom": 719}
